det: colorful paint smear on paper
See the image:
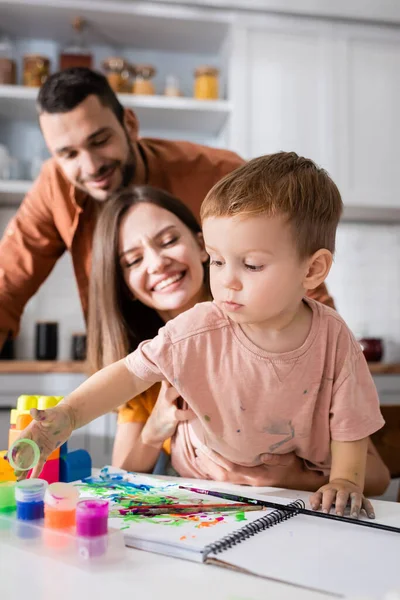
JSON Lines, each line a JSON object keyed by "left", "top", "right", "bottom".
{"left": 75, "top": 468, "right": 249, "bottom": 531}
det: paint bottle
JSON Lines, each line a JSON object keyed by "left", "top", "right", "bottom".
{"left": 14, "top": 478, "right": 47, "bottom": 540}
{"left": 44, "top": 482, "right": 79, "bottom": 549}
{"left": 0, "top": 481, "right": 16, "bottom": 536}
{"left": 76, "top": 499, "right": 109, "bottom": 559}
{"left": 44, "top": 482, "right": 79, "bottom": 528}
{"left": 15, "top": 478, "right": 47, "bottom": 520}
{"left": 0, "top": 481, "right": 16, "bottom": 513}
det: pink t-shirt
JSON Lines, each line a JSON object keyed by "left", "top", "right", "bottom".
{"left": 125, "top": 299, "right": 384, "bottom": 478}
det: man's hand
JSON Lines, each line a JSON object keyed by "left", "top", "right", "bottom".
{"left": 309, "top": 478, "right": 375, "bottom": 519}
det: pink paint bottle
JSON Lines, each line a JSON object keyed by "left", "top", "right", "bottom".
{"left": 76, "top": 499, "right": 109, "bottom": 560}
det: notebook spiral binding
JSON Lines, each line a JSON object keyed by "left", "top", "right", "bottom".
{"left": 203, "top": 499, "right": 305, "bottom": 558}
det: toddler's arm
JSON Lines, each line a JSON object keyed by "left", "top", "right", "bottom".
{"left": 16, "top": 359, "right": 153, "bottom": 478}
{"left": 309, "top": 438, "right": 373, "bottom": 518}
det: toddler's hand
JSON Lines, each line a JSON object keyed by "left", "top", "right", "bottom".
{"left": 310, "top": 478, "right": 375, "bottom": 519}
{"left": 141, "top": 381, "right": 195, "bottom": 446}
{"left": 12, "top": 404, "right": 75, "bottom": 480}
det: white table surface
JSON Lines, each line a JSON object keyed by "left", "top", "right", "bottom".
{"left": 1, "top": 477, "right": 400, "bottom": 600}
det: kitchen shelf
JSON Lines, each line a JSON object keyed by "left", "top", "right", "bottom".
{"left": 0, "top": 360, "right": 88, "bottom": 374}
{"left": 0, "top": 0, "right": 230, "bottom": 54}
{"left": 0, "top": 85, "right": 232, "bottom": 135}
{"left": 0, "top": 360, "right": 398, "bottom": 375}
{"left": 368, "top": 363, "right": 400, "bottom": 375}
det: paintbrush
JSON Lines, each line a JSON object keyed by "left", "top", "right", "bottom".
{"left": 179, "top": 485, "right": 400, "bottom": 534}
{"left": 110, "top": 502, "right": 263, "bottom": 517}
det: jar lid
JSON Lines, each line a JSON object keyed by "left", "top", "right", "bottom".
{"left": 15, "top": 478, "right": 47, "bottom": 503}
{"left": 23, "top": 54, "right": 50, "bottom": 64}
{"left": 44, "top": 482, "right": 79, "bottom": 510}
{"left": 102, "top": 56, "right": 130, "bottom": 73}
{"left": 195, "top": 65, "right": 219, "bottom": 77}
{"left": 134, "top": 64, "right": 156, "bottom": 79}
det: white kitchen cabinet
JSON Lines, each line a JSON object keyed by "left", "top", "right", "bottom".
{"left": 242, "top": 27, "right": 333, "bottom": 171}
{"left": 332, "top": 30, "right": 400, "bottom": 215}
{"left": 230, "top": 16, "right": 400, "bottom": 220}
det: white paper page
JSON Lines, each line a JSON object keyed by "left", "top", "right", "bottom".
{"left": 77, "top": 471, "right": 276, "bottom": 561}
{"left": 210, "top": 512, "right": 400, "bottom": 598}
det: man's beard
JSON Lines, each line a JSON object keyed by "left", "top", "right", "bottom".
{"left": 119, "top": 134, "right": 136, "bottom": 191}
{"left": 80, "top": 132, "right": 136, "bottom": 202}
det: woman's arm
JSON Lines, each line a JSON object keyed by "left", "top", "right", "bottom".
{"left": 112, "top": 421, "right": 162, "bottom": 473}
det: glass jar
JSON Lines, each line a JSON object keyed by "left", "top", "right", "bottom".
{"left": 358, "top": 338, "right": 384, "bottom": 362}
{"left": 0, "top": 37, "right": 16, "bottom": 85}
{"left": 23, "top": 54, "right": 50, "bottom": 87}
{"left": 59, "top": 17, "right": 93, "bottom": 71}
{"left": 164, "top": 74, "right": 181, "bottom": 97}
{"left": 102, "top": 57, "right": 132, "bottom": 93}
{"left": 194, "top": 66, "right": 219, "bottom": 100}
{"left": 132, "top": 64, "right": 156, "bottom": 95}
{"left": 0, "top": 58, "right": 16, "bottom": 85}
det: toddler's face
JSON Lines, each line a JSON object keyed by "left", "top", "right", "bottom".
{"left": 203, "top": 213, "right": 309, "bottom": 327}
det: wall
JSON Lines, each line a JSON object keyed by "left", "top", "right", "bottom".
{"left": 0, "top": 208, "right": 85, "bottom": 359}
{"left": 327, "top": 222, "right": 400, "bottom": 362}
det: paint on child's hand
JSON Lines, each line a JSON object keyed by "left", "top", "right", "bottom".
{"left": 33, "top": 409, "right": 47, "bottom": 422}
{"left": 53, "top": 430, "right": 61, "bottom": 436}
{"left": 303, "top": 389, "right": 308, "bottom": 394}
{"left": 203, "top": 415, "right": 211, "bottom": 422}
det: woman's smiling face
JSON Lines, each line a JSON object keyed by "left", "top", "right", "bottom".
{"left": 118, "top": 202, "right": 208, "bottom": 321}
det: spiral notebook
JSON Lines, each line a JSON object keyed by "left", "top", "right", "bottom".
{"left": 77, "top": 469, "right": 400, "bottom": 598}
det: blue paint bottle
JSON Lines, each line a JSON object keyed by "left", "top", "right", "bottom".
{"left": 15, "top": 479, "right": 47, "bottom": 520}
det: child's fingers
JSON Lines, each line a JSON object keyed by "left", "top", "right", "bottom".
{"left": 362, "top": 497, "right": 375, "bottom": 519}
{"left": 349, "top": 492, "right": 363, "bottom": 518}
{"left": 30, "top": 457, "right": 46, "bottom": 479}
{"left": 321, "top": 488, "right": 337, "bottom": 514}
{"left": 309, "top": 490, "right": 322, "bottom": 510}
{"left": 30, "top": 407, "right": 56, "bottom": 425}
{"left": 334, "top": 489, "right": 350, "bottom": 516}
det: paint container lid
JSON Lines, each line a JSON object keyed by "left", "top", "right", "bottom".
{"left": 15, "top": 478, "right": 47, "bottom": 503}
{"left": 0, "top": 481, "right": 16, "bottom": 512}
{"left": 8, "top": 438, "right": 40, "bottom": 472}
{"left": 76, "top": 499, "right": 109, "bottom": 537}
{"left": 44, "top": 482, "right": 79, "bottom": 511}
